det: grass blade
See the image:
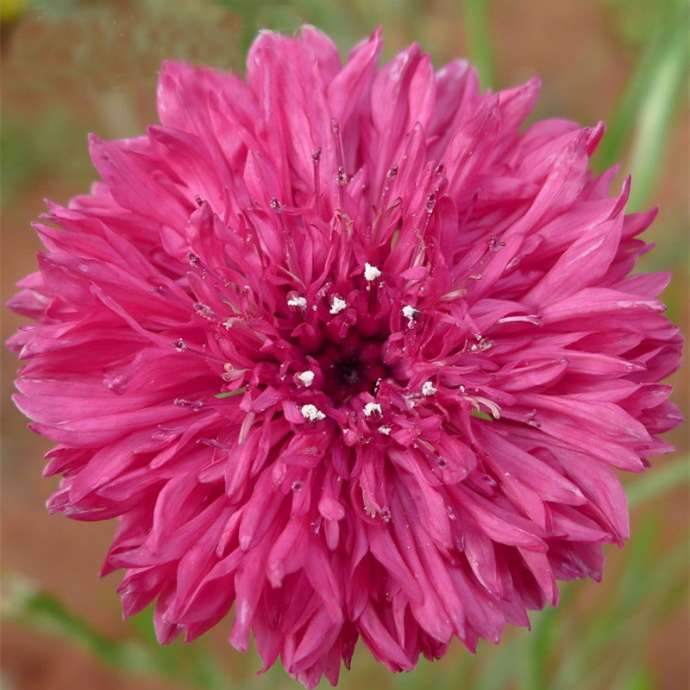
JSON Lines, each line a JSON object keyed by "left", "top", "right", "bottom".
{"left": 462, "top": 0, "right": 494, "bottom": 89}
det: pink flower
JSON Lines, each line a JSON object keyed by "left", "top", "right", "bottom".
{"left": 8, "top": 27, "right": 682, "bottom": 687}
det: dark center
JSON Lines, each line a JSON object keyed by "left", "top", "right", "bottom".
{"left": 317, "top": 334, "right": 389, "bottom": 404}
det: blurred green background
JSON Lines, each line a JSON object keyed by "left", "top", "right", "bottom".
{"left": 1, "top": 1, "right": 688, "bottom": 689}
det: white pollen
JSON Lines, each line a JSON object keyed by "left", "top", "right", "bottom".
{"left": 402, "top": 304, "right": 419, "bottom": 328}
{"left": 287, "top": 295, "right": 307, "bottom": 309}
{"left": 329, "top": 296, "right": 347, "bottom": 314}
{"left": 297, "top": 370, "right": 315, "bottom": 387}
{"left": 363, "top": 402, "right": 382, "bottom": 417}
{"left": 300, "top": 404, "right": 325, "bottom": 422}
{"left": 378, "top": 425, "right": 392, "bottom": 435}
{"left": 422, "top": 381, "right": 437, "bottom": 396}
{"left": 364, "top": 263, "right": 382, "bottom": 281}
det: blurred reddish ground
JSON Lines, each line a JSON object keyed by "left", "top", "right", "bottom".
{"left": 1, "top": 3, "right": 687, "bottom": 690}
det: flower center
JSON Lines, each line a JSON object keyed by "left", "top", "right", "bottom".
{"left": 317, "top": 334, "right": 389, "bottom": 404}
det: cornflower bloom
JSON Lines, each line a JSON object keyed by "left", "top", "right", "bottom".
{"left": 8, "top": 27, "right": 682, "bottom": 688}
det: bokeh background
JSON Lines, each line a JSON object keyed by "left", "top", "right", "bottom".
{"left": 1, "top": 1, "right": 688, "bottom": 689}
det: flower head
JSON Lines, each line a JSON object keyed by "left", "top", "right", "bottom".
{"left": 8, "top": 27, "right": 682, "bottom": 687}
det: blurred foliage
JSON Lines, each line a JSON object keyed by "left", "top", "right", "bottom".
{"left": 1, "top": 109, "right": 86, "bottom": 206}
{"left": 1, "top": 574, "right": 227, "bottom": 690}
{"left": 595, "top": 0, "right": 689, "bottom": 210}
{"left": 0, "top": 0, "right": 27, "bottom": 23}
{"left": 605, "top": 0, "right": 689, "bottom": 48}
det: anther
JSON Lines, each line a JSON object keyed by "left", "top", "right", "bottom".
{"left": 193, "top": 302, "right": 216, "bottom": 320}
{"left": 488, "top": 236, "right": 506, "bottom": 251}
{"left": 337, "top": 167, "right": 349, "bottom": 186}
{"left": 364, "top": 263, "right": 382, "bottom": 282}
{"left": 174, "top": 398, "right": 204, "bottom": 411}
{"left": 363, "top": 402, "right": 382, "bottom": 417}
{"left": 287, "top": 295, "right": 307, "bottom": 310}
{"left": 332, "top": 119, "right": 348, "bottom": 206}
{"left": 301, "top": 404, "right": 326, "bottom": 422}
{"left": 312, "top": 147, "right": 322, "bottom": 210}
{"left": 422, "top": 381, "right": 437, "bottom": 396}
{"left": 470, "top": 337, "right": 494, "bottom": 352}
{"left": 402, "top": 304, "right": 419, "bottom": 328}
{"left": 329, "top": 296, "right": 347, "bottom": 315}
{"left": 297, "top": 371, "right": 315, "bottom": 387}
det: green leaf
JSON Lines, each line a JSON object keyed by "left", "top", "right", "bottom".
{"left": 462, "top": 0, "right": 494, "bottom": 89}
{"left": 626, "top": 14, "right": 689, "bottom": 210}
{"left": 215, "top": 387, "right": 246, "bottom": 399}
{"left": 596, "top": 4, "right": 689, "bottom": 210}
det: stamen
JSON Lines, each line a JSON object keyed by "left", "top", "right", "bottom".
{"left": 470, "top": 337, "right": 494, "bottom": 352}
{"left": 364, "top": 263, "right": 382, "bottom": 282}
{"left": 312, "top": 147, "right": 322, "bottom": 212}
{"left": 174, "top": 398, "right": 204, "bottom": 411}
{"left": 222, "top": 363, "right": 247, "bottom": 382}
{"left": 197, "top": 437, "right": 230, "bottom": 449}
{"left": 422, "top": 381, "right": 437, "bottom": 396}
{"left": 185, "top": 251, "right": 227, "bottom": 284}
{"left": 497, "top": 314, "right": 542, "bottom": 326}
{"left": 402, "top": 304, "right": 419, "bottom": 328}
{"left": 193, "top": 302, "right": 216, "bottom": 320}
{"left": 332, "top": 119, "right": 349, "bottom": 208}
{"left": 297, "top": 371, "right": 315, "bottom": 387}
{"left": 525, "top": 409, "right": 540, "bottom": 427}
{"left": 372, "top": 164, "right": 399, "bottom": 242}
{"left": 301, "top": 404, "right": 326, "bottom": 422}
{"left": 271, "top": 198, "right": 300, "bottom": 278}
{"left": 488, "top": 236, "right": 506, "bottom": 251}
{"left": 467, "top": 395, "right": 501, "bottom": 419}
{"left": 329, "top": 296, "right": 347, "bottom": 315}
{"left": 171, "top": 337, "right": 226, "bottom": 364}
{"left": 418, "top": 192, "right": 437, "bottom": 236}
{"left": 363, "top": 402, "right": 382, "bottom": 417}
{"left": 287, "top": 295, "right": 307, "bottom": 310}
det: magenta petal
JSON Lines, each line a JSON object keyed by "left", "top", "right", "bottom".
{"left": 88, "top": 134, "right": 192, "bottom": 225}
